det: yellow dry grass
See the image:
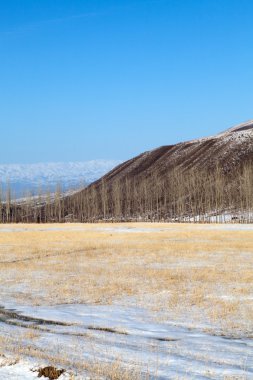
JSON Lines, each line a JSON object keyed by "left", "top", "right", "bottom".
{"left": 0, "top": 223, "right": 252, "bottom": 334}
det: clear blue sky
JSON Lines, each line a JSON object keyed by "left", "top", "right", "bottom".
{"left": 1, "top": 0, "right": 253, "bottom": 164}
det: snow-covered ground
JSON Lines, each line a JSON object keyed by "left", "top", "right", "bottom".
{"left": 0, "top": 304, "right": 252, "bottom": 379}
{"left": 0, "top": 357, "right": 79, "bottom": 380}
{"left": 0, "top": 223, "right": 253, "bottom": 233}
{"left": 0, "top": 223, "right": 252, "bottom": 379}
{"left": 187, "top": 210, "right": 253, "bottom": 224}
{"left": 0, "top": 358, "right": 39, "bottom": 380}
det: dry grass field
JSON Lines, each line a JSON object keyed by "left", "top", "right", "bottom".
{"left": 0, "top": 223, "right": 253, "bottom": 379}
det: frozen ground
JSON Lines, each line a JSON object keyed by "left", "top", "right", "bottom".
{"left": 0, "top": 223, "right": 253, "bottom": 234}
{"left": 0, "top": 304, "right": 252, "bottom": 379}
{"left": 0, "top": 356, "right": 78, "bottom": 380}
{"left": 0, "top": 223, "right": 252, "bottom": 379}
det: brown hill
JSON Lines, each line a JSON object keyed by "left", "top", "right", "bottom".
{"left": 60, "top": 120, "right": 252, "bottom": 222}
{"left": 95, "top": 120, "right": 253, "bottom": 185}
{"left": 2, "top": 120, "right": 253, "bottom": 223}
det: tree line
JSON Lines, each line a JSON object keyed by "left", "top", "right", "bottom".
{"left": 0, "top": 161, "right": 252, "bottom": 223}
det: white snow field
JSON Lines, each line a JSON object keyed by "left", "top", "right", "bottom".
{"left": 0, "top": 223, "right": 252, "bottom": 379}
{"left": 0, "top": 304, "right": 252, "bottom": 379}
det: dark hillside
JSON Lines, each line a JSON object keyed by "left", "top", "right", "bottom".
{"left": 1, "top": 120, "right": 253, "bottom": 223}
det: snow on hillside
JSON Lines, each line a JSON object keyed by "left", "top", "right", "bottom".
{"left": 0, "top": 160, "right": 121, "bottom": 197}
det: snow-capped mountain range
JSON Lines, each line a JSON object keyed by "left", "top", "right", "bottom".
{"left": 0, "top": 160, "right": 121, "bottom": 198}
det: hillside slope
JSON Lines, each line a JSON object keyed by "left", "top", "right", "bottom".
{"left": 2, "top": 120, "right": 253, "bottom": 223}
{"left": 92, "top": 120, "right": 253, "bottom": 186}
{"left": 58, "top": 120, "right": 252, "bottom": 223}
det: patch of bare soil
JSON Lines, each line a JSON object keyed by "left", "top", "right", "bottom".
{"left": 37, "top": 366, "right": 65, "bottom": 379}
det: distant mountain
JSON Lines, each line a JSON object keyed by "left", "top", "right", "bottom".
{"left": 0, "top": 160, "right": 121, "bottom": 198}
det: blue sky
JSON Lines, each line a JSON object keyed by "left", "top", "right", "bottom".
{"left": 1, "top": 0, "right": 253, "bottom": 164}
